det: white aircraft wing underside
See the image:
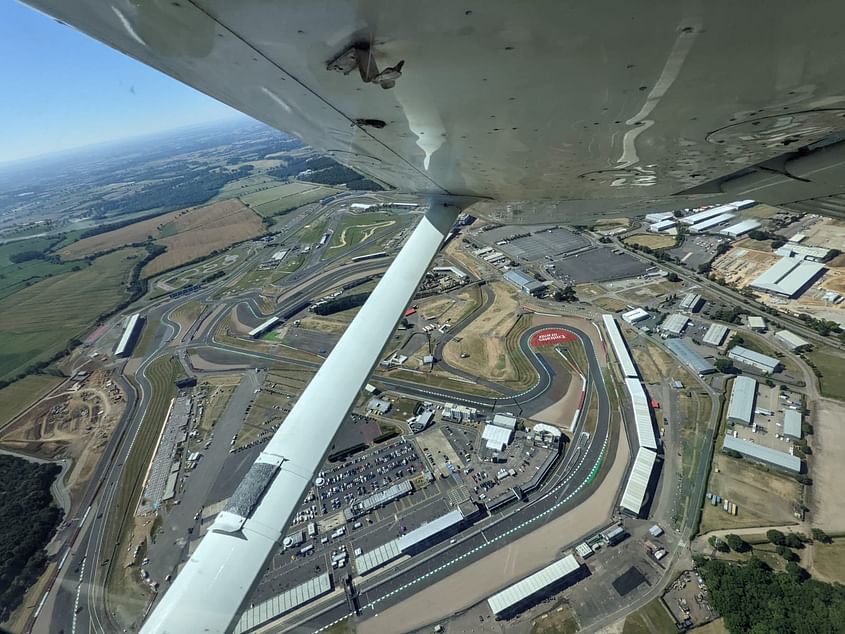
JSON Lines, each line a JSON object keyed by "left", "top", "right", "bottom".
{"left": 22, "top": 0, "right": 845, "bottom": 220}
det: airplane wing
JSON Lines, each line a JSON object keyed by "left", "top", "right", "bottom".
{"left": 19, "top": 1, "right": 845, "bottom": 632}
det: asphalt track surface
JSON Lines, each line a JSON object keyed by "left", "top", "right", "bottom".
{"left": 276, "top": 323, "right": 615, "bottom": 634}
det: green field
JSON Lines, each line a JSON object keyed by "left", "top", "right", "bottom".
{"left": 623, "top": 598, "right": 676, "bottom": 634}
{"left": 806, "top": 348, "right": 845, "bottom": 399}
{"left": 212, "top": 174, "right": 285, "bottom": 200}
{"left": 0, "top": 236, "right": 86, "bottom": 301}
{"left": 0, "top": 247, "right": 143, "bottom": 381}
{"left": 327, "top": 212, "right": 396, "bottom": 255}
{"left": 0, "top": 374, "right": 63, "bottom": 429}
{"left": 243, "top": 182, "right": 342, "bottom": 218}
{"left": 295, "top": 217, "right": 331, "bottom": 245}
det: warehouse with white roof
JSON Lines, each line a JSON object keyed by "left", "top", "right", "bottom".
{"left": 728, "top": 346, "right": 780, "bottom": 374}
{"left": 703, "top": 323, "right": 729, "bottom": 347}
{"left": 482, "top": 424, "right": 513, "bottom": 452}
{"left": 622, "top": 308, "right": 650, "bottom": 324}
{"left": 750, "top": 256, "right": 825, "bottom": 298}
{"left": 664, "top": 339, "right": 716, "bottom": 375}
{"left": 783, "top": 409, "right": 803, "bottom": 441}
{"left": 660, "top": 313, "right": 689, "bottom": 337}
{"left": 723, "top": 435, "right": 801, "bottom": 473}
{"left": 775, "top": 330, "right": 811, "bottom": 351}
{"left": 487, "top": 554, "right": 585, "bottom": 619}
{"left": 690, "top": 212, "right": 736, "bottom": 233}
{"left": 726, "top": 376, "right": 757, "bottom": 425}
{"left": 620, "top": 448, "right": 658, "bottom": 517}
{"left": 720, "top": 218, "right": 761, "bottom": 238}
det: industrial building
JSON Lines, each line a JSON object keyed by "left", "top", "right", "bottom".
{"left": 680, "top": 292, "right": 704, "bottom": 313}
{"left": 747, "top": 315, "right": 766, "bottom": 331}
{"left": 482, "top": 424, "right": 513, "bottom": 452}
{"left": 664, "top": 339, "right": 716, "bottom": 375}
{"left": 620, "top": 448, "right": 657, "bottom": 517}
{"left": 689, "top": 212, "right": 736, "bottom": 233}
{"left": 728, "top": 346, "right": 780, "bottom": 374}
{"left": 367, "top": 397, "right": 392, "bottom": 414}
{"left": 783, "top": 409, "right": 803, "bottom": 440}
{"left": 679, "top": 200, "right": 755, "bottom": 225}
{"left": 491, "top": 413, "right": 518, "bottom": 431}
{"left": 720, "top": 218, "right": 761, "bottom": 238}
{"left": 722, "top": 435, "right": 801, "bottom": 472}
{"left": 622, "top": 308, "right": 650, "bottom": 324}
{"left": 601, "top": 315, "right": 639, "bottom": 378}
{"left": 487, "top": 554, "right": 585, "bottom": 619}
{"left": 347, "top": 480, "right": 413, "bottom": 517}
{"left": 624, "top": 378, "right": 657, "bottom": 450}
{"left": 248, "top": 316, "right": 280, "bottom": 338}
{"left": 648, "top": 219, "right": 677, "bottom": 233}
{"left": 397, "top": 509, "right": 465, "bottom": 554}
{"left": 645, "top": 211, "right": 674, "bottom": 223}
{"left": 726, "top": 376, "right": 757, "bottom": 425}
{"left": 775, "top": 330, "right": 811, "bottom": 351}
{"left": 503, "top": 269, "right": 544, "bottom": 295}
{"left": 660, "top": 313, "right": 689, "bottom": 337}
{"left": 703, "top": 323, "right": 729, "bottom": 347}
{"left": 115, "top": 313, "right": 143, "bottom": 357}
{"left": 750, "top": 256, "right": 825, "bottom": 298}
{"left": 775, "top": 243, "right": 831, "bottom": 262}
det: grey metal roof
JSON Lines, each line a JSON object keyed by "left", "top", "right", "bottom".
{"left": 747, "top": 316, "right": 766, "bottom": 329}
{"left": 504, "top": 268, "right": 536, "bottom": 287}
{"left": 783, "top": 409, "right": 802, "bottom": 439}
{"left": 690, "top": 212, "right": 735, "bottom": 232}
{"left": 397, "top": 509, "right": 464, "bottom": 552}
{"left": 720, "top": 218, "right": 761, "bottom": 237}
{"left": 661, "top": 313, "right": 689, "bottom": 335}
{"left": 663, "top": 338, "right": 716, "bottom": 375}
{"left": 624, "top": 378, "right": 657, "bottom": 450}
{"left": 487, "top": 554, "right": 582, "bottom": 616}
{"left": 680, "top": 204, "right": 737, "bottom": 225}
{"left": 492, "top": 413, "right": 518, "bottom": 430}
{"left": 751, "top": 256, "right": 825, "bottom": 297}
{"left": 680, "top": 293, "right": 702, "bottom": 310}
{"left": 775, "top": 329, "right": 810, "bottom": 350}
{"left": 703, "top": 323, "right": 729, "bottom": 346}
{"left": 602, "top": 315, "right": 639, "bottom": 378}
{"left": 722, "top": 435, "right": 801, "bottom": 472}
{"left": 620, "top": 448, "right": 657, "bottom": 516}
{"left": 728, "top": 346, "right": 779, "bottom": 372}
{"left": 727, "top": 376, "right": 756, "bottom": 424}
{"left": 356, "top": 479, "right": 413, "bottom": 514}
{"left": 233, "top": 572, "right": 331, "bottom": 633}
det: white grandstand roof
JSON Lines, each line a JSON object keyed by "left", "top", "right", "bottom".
{"left": 482, "top": 424, "right": 513, "bottom": 451}
{"left": 620, "top": 448, "right": 657, "bottom": 516}
{"left": 355, "top": 540, "right": 401, "bottom": 576}
{"left": 487, "top": 554, "right": 582, "bottom": 617}
{"left": 702, "top": 323, "right": 729, "bottom": 346}
{"left": 233, "top": 572, "right": 331, "bottom": 633}
{"left": 727, "top": 376, "right": 757, "bottom": 425}
{"left": 248, "top": 316, "right": 280, "bottom": 337}
{"left": 750, "top": 256, "right": 825, "bottom": 297}
{"left": 397, "top": 510, "right": 463, "bottom": 552}
{"left": 602, "top": 315, "right": 638, "bottom": 378}
{"left": 115, "top": 313, "right": 141, "bottom": 356}
{"left": 624, "top": 378, "right": 657, "bottom": 450}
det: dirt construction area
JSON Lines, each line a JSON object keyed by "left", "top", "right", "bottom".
{"left": 0, "top": 368, "right": 125, "bottom": 506}
{"left": 441, "top": 281, "right": 523, "bottom": 383}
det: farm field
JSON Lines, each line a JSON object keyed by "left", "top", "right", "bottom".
{"left": 806, "top": 348, "right": 845, "bottom": 400}
{"left": 242, "top": 181, "right": 343, "bottom": 218}
{"left": 57, "top": 208, "right": 186, "bottom": 259}
{"left": 0, "top": 247, "right": 144, "bottom": 381}
{"left": 143, "top": 200, "right": 265, "bottom": 276}
{"left": 0, "top": 236, "right": 84, "bottom": 300}
{"left": 0, "top": 375, "right": 63, "bottom": 430}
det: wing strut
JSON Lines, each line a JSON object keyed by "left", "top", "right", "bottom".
{"left": 140, "top": 200, "right": 462, "bottom": 634}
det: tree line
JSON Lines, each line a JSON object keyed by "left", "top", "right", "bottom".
{"left": 0, "top": 456, "right": 63, "bottom": 621}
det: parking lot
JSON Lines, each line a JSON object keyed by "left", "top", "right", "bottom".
{"left": 551, "top": 248, "right": 649, "bottom": 284}
{"left": 315, "top": 438, "right": 423, "bottom": 515}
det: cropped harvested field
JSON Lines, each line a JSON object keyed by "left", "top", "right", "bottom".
{"left": 58, "top": 209, "right": 184, "bottom": 259}
{"left": 624, "top": 234, "right": 677, "bottom": 249}
{"left": 0, "top": 248, "right": 143, "bottom": 381}
{"left": 143, "top": 200, "right": 264, "bottom": 276}
{"left": 242, "top": 182, "right": 317, "bottom": 206}
{"left": 0, "top": 375, "right": 63, "bottom": 429}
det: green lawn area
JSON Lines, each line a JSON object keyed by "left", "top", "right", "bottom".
{"left": 813, "top": 538, "right": 845, "bottom": 583}
{"left": 211, "top": 174, "right": 285, "bottom": 200}
{"left": 806, "top": 348, "right": 845, "bottom": 400}
{"left": 295, "top": 218, "right": 331, "bottom": 245}
{"left": 243, "top": 182, "right": 342, "bottom": 218}
{"left": 623, "top": 598, "right": 676, "bottom": 634}
{"left": 327, "top": 212, "right": 396, "bottom": 255}
{"left": 241, "top": 181, "right": 316, "bottom": 206}
{"left": 0, "top": 247, "right": 144, "bottom": 381}
{"left": 0, "top": 236, "right": 86, "bottom": 301}
{"left": 0, "top": 374, "right": 63, "bottom": 429}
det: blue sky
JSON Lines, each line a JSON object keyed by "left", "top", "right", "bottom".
{"left": 0, "top": 1, "right": 242, "bottom": 163}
